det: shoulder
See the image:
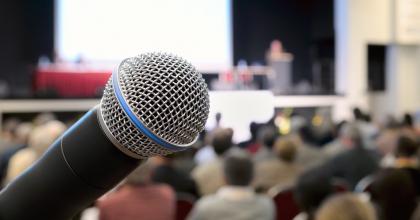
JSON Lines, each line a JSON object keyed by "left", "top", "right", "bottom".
{"left": 254, "top": 194, "right": 275, "bottom": 210}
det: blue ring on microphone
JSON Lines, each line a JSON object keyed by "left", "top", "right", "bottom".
{"left": 112, "top": 69, "right": 185, "bottom": 151}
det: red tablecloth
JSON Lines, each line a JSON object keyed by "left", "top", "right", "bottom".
{"left": 34, "top": 68, "right": 112, "bottom": 98}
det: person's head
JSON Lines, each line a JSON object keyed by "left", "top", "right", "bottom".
{"left": 294, "top": 168, "right": 333, "bottom": 218}
{"left": 33, "top": 112, "right": 56, "bottom": 126}
{"left": 353, "top": 107, "right": 364, "bottom": 121}
{"left": 1, "top": 118, "right": 21, "bottom": 142}
{"left": 297, "top": 125, "right": 316, "bottom": 145}
{"left": 370, "top": 168, "right": 417, "bottom": 220}
{"left": 402, "top": 113, "right": 414, "bottom": 128}
{"left": 28, "top": 120, "right": 66, "bottom": 156}
{"left": 215, "top": 112, "right": 222, "bottom": 125}
{"left": 125, "top": 162, "right": 153, "bottom": 185}
{"left": 395, "top": 135, "right": 418, "bottom": 158}
{"left": 270, "top": 40, "right": 283, "bottom": 53}
{"left": 257, "top": 126, "right": 277, "bottom": 149}
{"left": 249, "top": 122, "right": 259, "bottom": 139}
{"left": 14, "top": 122, "right": 33, "bottom": 145}
{"left": 316, "top": 193, "right": 376, "bottom": 220}
{"left": 223, "top": 151, "right": 253, "bottom": 187}
{"left": 273, "top": 137, "right": 297, "bottom": 163}
{"left": 339, "top": 123, "right": 362, "bottom": 149}
{"left": 212, "top": 128, "right": 233, "bottom": 156}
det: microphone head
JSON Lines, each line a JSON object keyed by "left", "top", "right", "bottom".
{"left": 99, "top": 52, "right": 209, "bottom": 159}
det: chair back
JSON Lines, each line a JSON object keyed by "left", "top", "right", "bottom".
{"left": 269, "top": 186, "right": 300, "bottom": 220}
{"left": 355, "top": 175, "right": 375, "bottom": 194}
{"left": 175, "top": 193, "right": 196, "bottom": 220}
{"left": 331, "top": 178, "right": 350, "bottom": 193}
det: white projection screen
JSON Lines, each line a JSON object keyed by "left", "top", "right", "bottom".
{"left": 55, "top": 0, "right": 232, "bottom": 72}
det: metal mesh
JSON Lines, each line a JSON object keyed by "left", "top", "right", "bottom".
{"left": 100, "top": 52, "right": 209, "bottom": 158}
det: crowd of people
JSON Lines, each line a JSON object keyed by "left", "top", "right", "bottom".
{"left": 0, "top": 108, "right": 419, "bottom": 220}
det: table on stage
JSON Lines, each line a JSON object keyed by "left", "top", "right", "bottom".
{"left": 33, "top": 67, "right": 112, "bottom": 98}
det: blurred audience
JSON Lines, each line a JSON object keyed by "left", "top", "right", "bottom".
{"left": 151, "top": 155, "right": 199, "bottom": 198}
{"left": 0, "top": 122, "right": 32, "bottom": 183}
{"left": 370, "top": 168, "right": 419, "bottom": 220}
{"left": 254, "top": 126, "right": 278, "bottom": 162}
{"left": 188, "top": 151, "right": 275, "bottom": 220}
{"left": 293, "top": 124, "right": 326, "bottom": 169}
{"left": 293, "top": 169, "right": 333, "bottom": 220}
{"left": 322, "top": 123, "right": 379, "bottom": 188}
{"left": 392, "top": 135, "right": 420, "bottom": 196}
{"left": 238, "top": 122, "right": 261, "bottom": 153}
{"left": 254, "top": 137, "right": 303, "bottom": 193}
{"left": 194, "top": 113, "right": 223, "bottom": 165}
{"left": 5, "top": 120, "right": 66, "bottom": 184}
{"left": 98, "top": 163, "right": 175, "bottom": 220}
{"left": 315, "top": 193, "right": 376, "bottom": 220}
{"left": 1, "top": 107, "right": 420, "bottom": 220}
{"left": 192, "top": 128, "right": 233, "bottom": 196}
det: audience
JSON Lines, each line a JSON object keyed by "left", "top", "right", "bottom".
{"left": 1, "top": 108, "right": 420, "bottom": 220}
{"left": 254, "top": 137, "right": 303, "bottom": 192}
{"left": 188, "top": 151, "right": 275, "bottom": 220}
{"left": 322, "top": 123, "right": 379, "bottom": 188}
{"left": 5, "top": 120, "right": 66, "bottom": 184}
{"left": 293, "top": 169, "right": 334, "bottom": 220}
{"left": 151, "top": 155, "right": 199, "bottom": 197}
{"left": 370, "top": 168, "right": 419, "bottom": 220}
{"left": 0, "top": 122, "right": 32, "bottom": 184}
{"left": 392, "top": 135, "right": 420, "bottom": 196}
{"left": 98, "top": 163, "right": 175, "bottom": 220}
{"left": 253, "top": 126, "right": 278, "bottom": 162}
{"left": 293, "top": 125, "right": 326, "bottom": 169}
{"left": 192, "top": 128, "right": 233, "bottom": 196}
{"left": 315, "top": 193, "right": 376, "bottom": 220}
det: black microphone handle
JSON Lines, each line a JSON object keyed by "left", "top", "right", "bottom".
{"left": 0, "top": 107, "right": 142, "bottom": 220}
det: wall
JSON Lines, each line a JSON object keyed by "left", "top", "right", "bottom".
{"left": 334, "top": 0, "right": 420, "bottom": 120}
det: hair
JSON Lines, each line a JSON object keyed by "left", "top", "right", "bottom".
{"left": 402, "top": 113, "right": 414, "bottom": 128}
{"left": 249, "top": 122, "right": 259, "bottom": 139}
{"left": 14, "top": 122, "right": 33, "bottom": 144}
{"left": 316, "top": 193, "right": 376, "bottom": 220}
{"left": 370, "top": 168, "right": 417, "bottom": 220}
{"left": 257, "top": 126, "right": 277, "bottom": 149}
{"left": 28, "top": 120, "right": 66, "bottom": 156}
{"left": 273, "top": 137, "right": 297, "bottom": 163}
{"left": 339, "top": 123, "right": 363, "bottom": 148}
{"left": 395, "top": 135, "right": 418, "bottom": 158}
{"left": 212, "top": 128, "right": 233, "bottom": 156}
{"left": 223, "top": 151, "right": 253, "bottom": 186}
{"left": 294, "top": 168, "right": 333, "bottom": 219}
{"left": 298, "top": 125, "right": 316, "bottom": 144}
{"left": 125, "top": 162, "right": 153, "bottom": 185}
{"left": 353, "top": 107, "right": 364, "bottom": 121}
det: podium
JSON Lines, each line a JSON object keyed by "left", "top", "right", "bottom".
{"left": 268, "top": 58, "right": 293, "bottom": 95}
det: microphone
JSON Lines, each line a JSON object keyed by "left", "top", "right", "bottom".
{"left": 0, "top": 53, "right": 210, "bottom": 220}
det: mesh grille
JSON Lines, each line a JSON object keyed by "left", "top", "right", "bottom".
{"left": 100, "top": 52, "right": 209, "bottom": 158}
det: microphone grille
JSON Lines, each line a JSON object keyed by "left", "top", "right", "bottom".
{"left": 100, "top": 53, "right": 209, "bottom": 158}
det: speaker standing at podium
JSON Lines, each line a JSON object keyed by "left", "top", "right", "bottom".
{"left": 266, "top": 40, "right": 294, "bottom": 95}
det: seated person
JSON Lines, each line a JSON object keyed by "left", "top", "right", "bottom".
{"left": 188, "top": 151, "right": 275, "bottom": 220}
{"left": 192, "top": 128, "right": 233, "bottom": 196}
{"left": 392, "top": 135, "right": 420, "bottom": 196}
{"left": 98, "top": 163, "right": 175, "bottom": 220}
{"left": 370, "top": 168, "right": 418, "bottom": 220}
{"left": 315, "top": 193, "right": 376, "bottom": 220}
{"left": 293, "top": 168, "right": 334, "bottom": 220}
{"left": 151, "top": 154, "right": 199, "bottom": 197}
{"left": 254, "top": 137, "right": 303, "bottom": 192}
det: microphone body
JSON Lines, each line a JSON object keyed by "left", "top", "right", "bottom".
{"left": 0, "top": 107, "right": 141, "bottom": 219}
